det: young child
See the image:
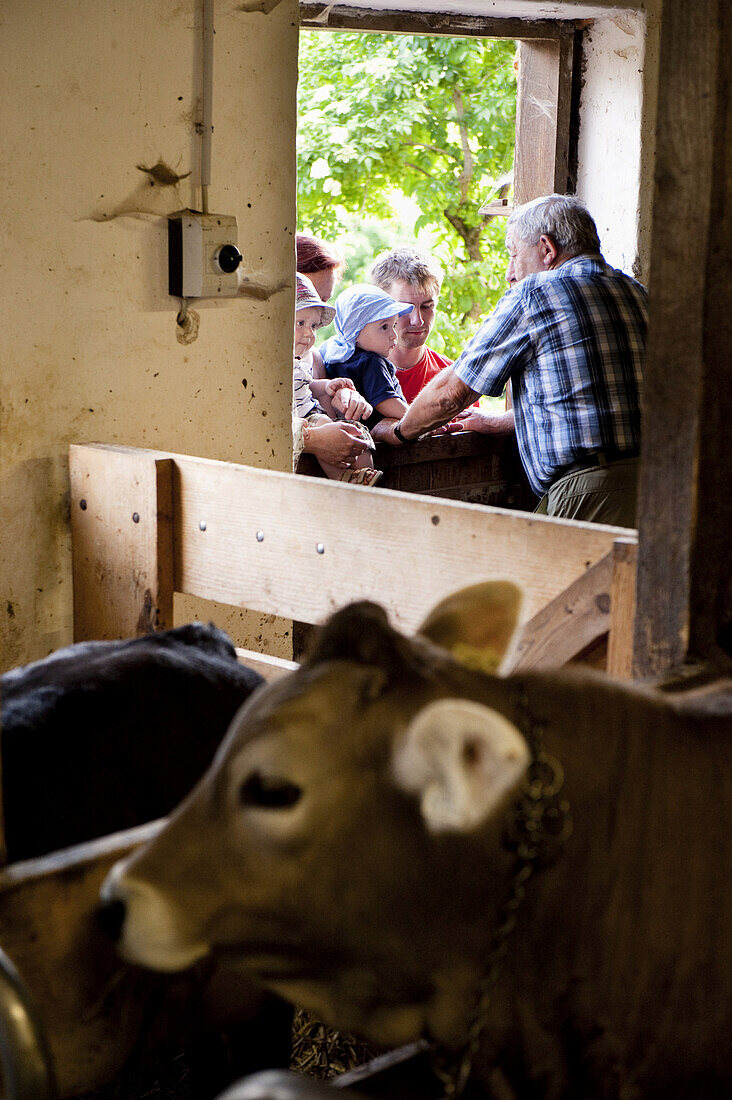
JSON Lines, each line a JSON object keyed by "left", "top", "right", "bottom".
{"left": 319, "top": 284, "right": 413, "bottom": 430}
{"left": 293, "top": 274, "right": 381, "bottom": 486}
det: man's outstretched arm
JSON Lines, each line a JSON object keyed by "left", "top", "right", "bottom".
{"left": 447, "top": 406, "right": 515, "bottom": 435}
{"left": 374, "top": 367, "right": 478, "bottom": 445}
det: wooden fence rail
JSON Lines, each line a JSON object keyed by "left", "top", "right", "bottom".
{"left": 69, "top": 443, "right": 637, "bottom": 678}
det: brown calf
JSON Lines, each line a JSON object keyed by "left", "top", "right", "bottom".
{"left": 101, "top": 583, "right": 732, "bottom": 1098}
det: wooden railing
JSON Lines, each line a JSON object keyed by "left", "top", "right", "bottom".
{"left": 69, "top": 442, "right": 638, "bottom": 679}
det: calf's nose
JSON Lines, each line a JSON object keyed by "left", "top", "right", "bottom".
{"left": 96, "top": 897, "right": 126, "bottom": 943}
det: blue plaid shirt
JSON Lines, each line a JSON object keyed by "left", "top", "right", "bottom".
{"left": 453, "top": 254, "right": 647, "bottom": 495}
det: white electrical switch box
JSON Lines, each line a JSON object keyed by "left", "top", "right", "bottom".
{"left": 168, "top": 211, "right": 242, "bottom": 299}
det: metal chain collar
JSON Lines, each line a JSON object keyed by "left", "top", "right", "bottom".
{"left": 431, "top": 689, "right": 573, "bottom": 1099}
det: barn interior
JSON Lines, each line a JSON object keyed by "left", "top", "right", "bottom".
{"left": 0, "top": 0, "right": 730, "bottom": 1097}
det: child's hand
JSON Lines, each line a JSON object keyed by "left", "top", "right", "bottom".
{"left": 327, "top": 379, "right": 372, "bottom": 422}
{"left": 325, "top": 378, "right": 355, "bottom": 397}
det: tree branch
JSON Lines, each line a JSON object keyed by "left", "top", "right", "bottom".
{"left": 399, "top": 141, "right": 455, "bottom": 160}
{"left": 403, "top": 161, "right": 437, "bottom": 181}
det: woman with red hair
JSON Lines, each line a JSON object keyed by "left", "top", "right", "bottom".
{"left": 296, "top": 232, "right": 344, "bottom": 302}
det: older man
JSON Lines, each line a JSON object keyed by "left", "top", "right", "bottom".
{"left": 369, "top": 247, "right": 452, "bottom": 403}
{"left": 384, "top": 194, "right": 647, "bottom": 527}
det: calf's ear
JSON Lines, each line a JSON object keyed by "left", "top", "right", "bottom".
{"left": 417, "top": 581, "right": 524, "bottom": 675}
{"left": 392, "top": 698, "right": 530, "bottom": 833}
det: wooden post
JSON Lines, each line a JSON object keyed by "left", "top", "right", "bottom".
{"left": 514, "top": 34, "right": 575, "bottom": 204}
{"left": 607, "top": 538, "right": 638, "bottom": 680}
{"left": 0, "top": 722, "right": 6, "bottom": 868}
{"left": 510, "top": 549, "right": 613, "bottom": 672}
{"left": 69, "top": 445, "right": 175, "bottom": 641}
{"left": 633, "top": 0, "right": 732, "bottom": 677}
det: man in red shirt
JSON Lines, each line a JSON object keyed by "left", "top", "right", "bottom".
{"left": 369, "top": 248, "right": 452, "bottom": 403}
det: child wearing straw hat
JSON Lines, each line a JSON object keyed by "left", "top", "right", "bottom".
{"left": 319, "top": 284, "right": 413, "bottom": 431}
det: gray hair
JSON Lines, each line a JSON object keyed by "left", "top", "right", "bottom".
{"left": 507, "top": 194, "right": 601, "bottom": 256}
{"left": 369, "top": 247, "right": 443, "bottom": 296}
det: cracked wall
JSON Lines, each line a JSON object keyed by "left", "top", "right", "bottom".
{"left": 0, "top": 0, "right": 299, "bottom": 666}
{"left": 575, "top": 5, "right": 661, "bottom": 280}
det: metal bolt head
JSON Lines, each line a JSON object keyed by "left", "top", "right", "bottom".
{"left": 316, "top": 543, "right": 325, "bottom": 555}
{"left": 199, "top": 520, "right": 207, "bottom": 532}
{"left": 79, "top": 499, "right": 87, "bottom": 511}
{"left": 132, "top": 512, "right": 140, "bottom": 524}
{"left": 256, "top": 530, "right": 265, "bottom": 542}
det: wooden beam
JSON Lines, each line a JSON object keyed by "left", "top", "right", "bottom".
{"left": 70, "top": 445, "right": 175, "bottom": 641}
{"left": 0, "top": 718, "right": 6, "bottom": 868}
{"left": 634, "top": 0, "right": 732, "bottom": 676}
{"left": 510, "top": 548, "right": 613, "bottom": 671}
{"left": 514, "top": 36, "right": 575, "bottom": 203}
{"left": 165, "top": 449, "right": 629, "bottom": 634}
{"left": 299, "top": 4, "right": 579, "bottom": 40}
{"left": 607, "top": 538, "right": 638, "bottom": 680}
{"left": 68, "top": 444, "right": 632, "bottom": 652}
{"left": 236, "top": 648, "right": 299, "bottom": 681}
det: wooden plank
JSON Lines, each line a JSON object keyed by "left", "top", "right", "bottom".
{"left": 0, "top": 822, "right": 163, "bottom": 1098}
{"left": 70, "top": 445, "right": 175, "bottom": 641}
{"left": 299, "top": 4, "right": 578, "bottom": 40}
{"left": 236, "top": 647, "right": 299, "bottom": 681}
{"left": 514, "top": 37, "right": 569, "bottom": 204}
{"left": 633, "top": 0, "right": 732, "bottom": 676}
{"left": 607, "top": 538, "right": 638, "bottom": 680}
{"left": 510, "top": 549, "right": 614, "bottom": 671}
{"left": 162, "top": 449, "right": 630, "bottom": 634}
{"left": 375, "top": 429, "right": 517, "bottom": 469}
{"left": 376, "top": 432, "right": 532, "bottom": 508}
{"left": 555, "top": 29, "right": 578, "bottom": 194}
{"left": 0, "top": 715, "right": 6, "bottom": 868}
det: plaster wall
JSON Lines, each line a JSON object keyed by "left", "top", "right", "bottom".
{"left": 575, "top": 6, "right": 660, "bottom": 278}
{"left": 0, "top": 0, "right": 299, "bottom": 668}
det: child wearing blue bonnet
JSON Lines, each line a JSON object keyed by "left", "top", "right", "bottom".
{"left": 320, "top": 285, "right": 413, "bottom": 431}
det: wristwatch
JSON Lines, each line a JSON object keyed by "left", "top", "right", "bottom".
{"left": 393, "top": 420, "right": 411, "bottom": 444}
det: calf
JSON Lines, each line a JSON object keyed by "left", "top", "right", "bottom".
{"left": 101, "top": 584, "right": 732, "bottom": 1098}
{"left": 1, "top": 622, "right": 263, "bottom": 860}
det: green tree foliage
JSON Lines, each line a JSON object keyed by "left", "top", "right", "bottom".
{"left": 297, "top": 31, "right": 517, "bottom": 357}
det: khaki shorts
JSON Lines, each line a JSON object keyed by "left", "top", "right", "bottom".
{"left": 535, "top": 457, "right": 640, "bottom": 527}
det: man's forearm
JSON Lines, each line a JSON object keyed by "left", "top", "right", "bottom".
{"left": 369, "top": 417, "right": 399, "bottom": 445}
{"left": 398, "top": 368, "right": 477, "bottom": 440}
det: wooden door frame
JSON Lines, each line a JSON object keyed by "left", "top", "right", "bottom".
{"left": 299, "top": 3, "right": 581, "bottom": 204}
{"left": 299, "top": 1, "right": 732, "bottom": 678}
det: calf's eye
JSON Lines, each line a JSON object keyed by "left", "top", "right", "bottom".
{"left": 239, "top": 771, "right": 302, "bottom": 809}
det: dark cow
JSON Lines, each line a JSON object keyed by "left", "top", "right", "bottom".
{"left": 1, "top": 623, "right": 263, "bottom": 861}
{"left": 101, "top": 584, "right": 732, "bottom": 1099}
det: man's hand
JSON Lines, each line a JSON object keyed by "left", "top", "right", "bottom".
{"left": 397, "top": 367, "right": 478, "bottom": 441}
{"left": 445, "top": 408, "right": 515, "bottom": 435}
{"left": 304, "top": 421, "right": 372, "bottom": 468}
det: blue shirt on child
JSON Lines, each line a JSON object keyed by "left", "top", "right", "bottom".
{"left": 322, "top": 348, "right": 405, "bottom": 431}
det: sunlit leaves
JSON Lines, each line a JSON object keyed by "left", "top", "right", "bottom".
{"left": 297, "top": 30, "right": 517, "bottom": 356}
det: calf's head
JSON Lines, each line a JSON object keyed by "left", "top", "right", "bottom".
{"left": 101, "top": 583, "right": 530, "bottom": 1046}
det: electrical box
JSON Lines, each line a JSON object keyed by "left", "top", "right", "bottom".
{"left": 168, "top": 211, "right": 242, "bottom": 299}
